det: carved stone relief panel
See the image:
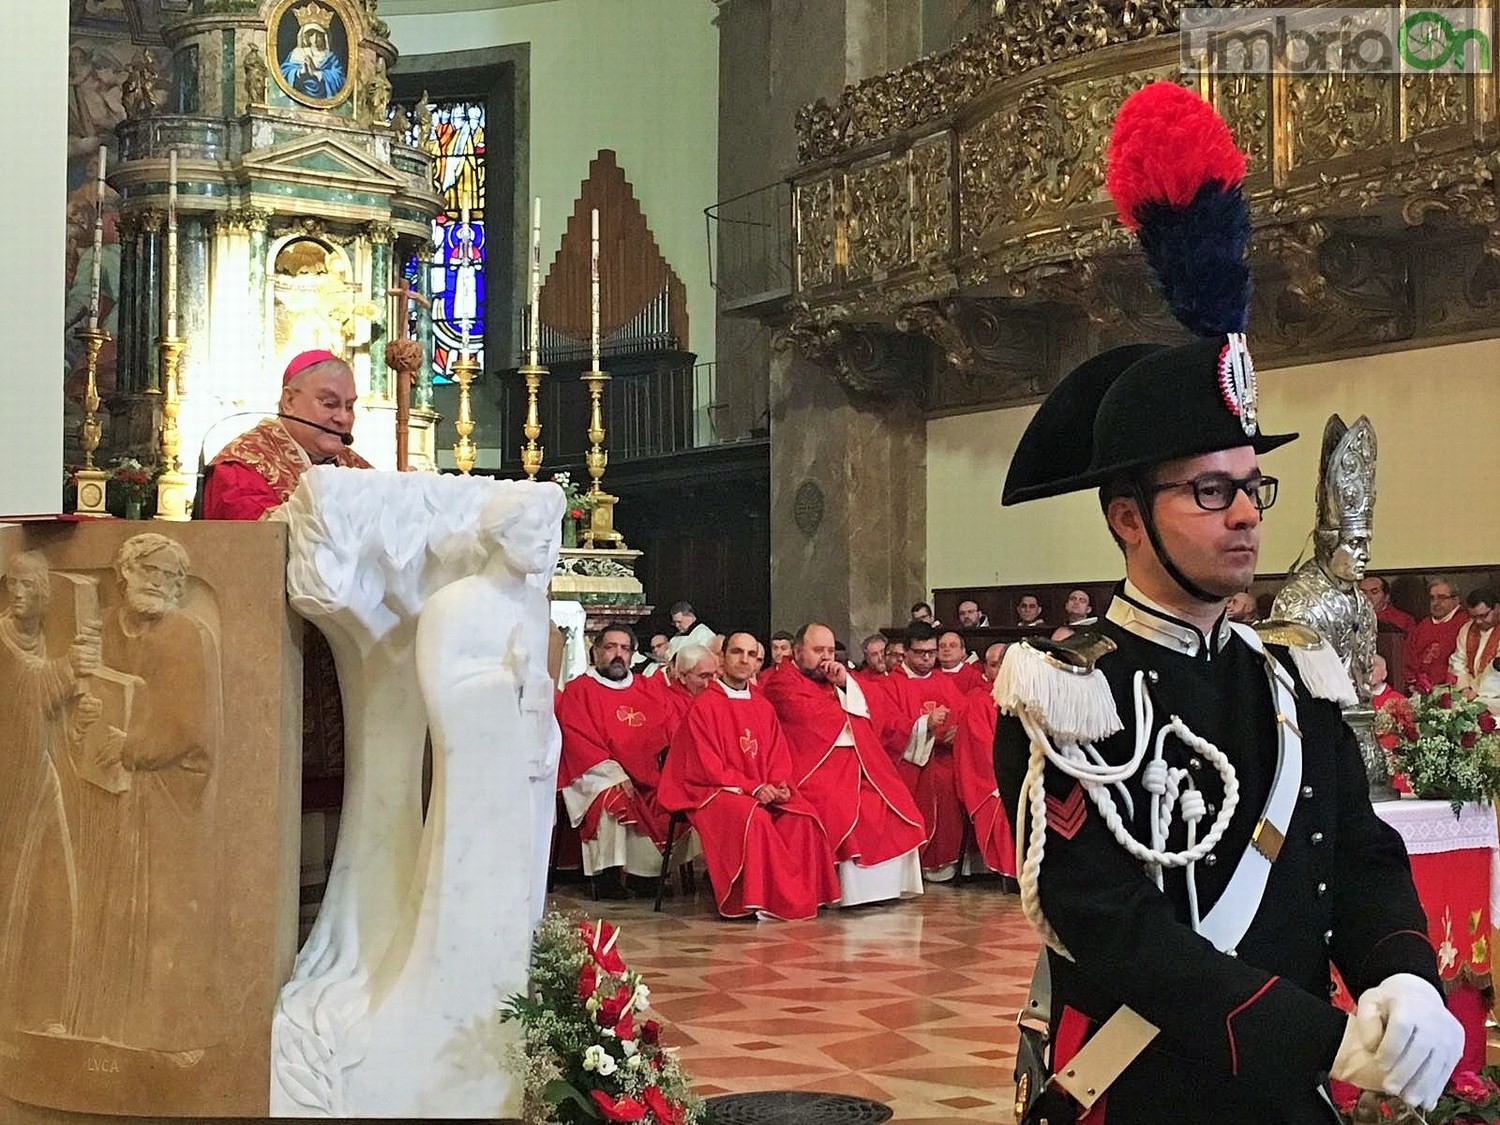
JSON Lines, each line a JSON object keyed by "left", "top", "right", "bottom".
{"left": 1213, "top": 73, "right": 1271, "bottom": 173}
{"left": 795, "top": 176, "right": 840, "bottom": 292}
{"left": 1402, "top": 70, "right": 1469, "bottom": 138}
{"left": 918, "top": 299, "right": 1056, "bottom": 412}
{"left": 1287, "top": 73, "right": 1392, "bottom": 166}
{"left": 1249, "top": 224, "right": 1415, "bottom": 359}
{"left": 846, "top": 157, "right": 909, "bottom": 281}
{"left": 777, "top": 317, "right": 931, "bottom": 401}
{"left": 0, "top": 521, "right": 298, "bottom": 1120}
{"left": 958, "top": 70, "right": 1162, "bottom": 251}
{"left": 909, "top": 134, "right": 953, "bottom": 263}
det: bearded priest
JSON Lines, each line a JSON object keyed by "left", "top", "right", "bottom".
{"left": 759, "top": 622, "right": 925, "bottom": 906}
{"left": 557, "top": 624, "right": 680, "bottom": 898}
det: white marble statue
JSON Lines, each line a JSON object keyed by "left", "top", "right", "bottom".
{"left": 267, "top": 469, "right": 564, "bottom": 1118}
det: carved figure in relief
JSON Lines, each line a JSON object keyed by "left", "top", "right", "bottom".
{"left": 414, "top": 484, "right": 565, "bottom": 931}
{"left": 1271, "top": 415, "right": 1379, "bottom": 704}
{"left": 0, "top": 553, "right": 99, "bottom": 1036}
{"left": 364, "top": 57, "right": 391, "bottom": 124}
{"left": 243, "top": 47, "right": 268, "bottom": 106}
{"left": 66, "top": 534, "right": 222, "bottom": 1051}
{"left": 119, "top": 50, "right": 159, "bottom": 119}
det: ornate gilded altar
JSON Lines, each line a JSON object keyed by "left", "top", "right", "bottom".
{"left": 776, "top": 0, "right": 1500, "bottom": 404}
{"left": 101, "top": 0, "right": 444, "bottom": 481}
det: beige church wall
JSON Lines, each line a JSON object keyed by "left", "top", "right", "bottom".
{"left": 927, "top": 337, "right": 1500, "bottom": 591}
{"left": 2, "top": 6, "right": 68, "bottom": 516}
{"left": 384, "top": 0, "right": 719, "bottom": 367}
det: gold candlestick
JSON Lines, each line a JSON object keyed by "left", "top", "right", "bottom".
{"left": 451, "top": 352, "right": 480, "bottom": 474}
{"left": 519, "top": 361, "right": 546, "bottom": 479}
{"left": 580, "top": 366, "right": 623, "bottom": 548}
{"left": 582, "top": 367, "right": 610, "bottom": 494}
{"left": 73, "top": 324, "right": 112, "bottom": 516}
{"left": 154, "top": 335, "right": 193, "bottom": 521}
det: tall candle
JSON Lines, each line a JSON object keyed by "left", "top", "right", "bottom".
{"left": 590, "top": 208, "right": 600, "bottom": 369}
{"left": 528, "top": 197, "right": 541, "bottom": 367}
{"left": 459, "top": 204, "right": 472, "bottom": 356}
{"left": 88, "top": 145, "right": 106, "bottom": 331}
{"left": 165, "top": 149, "right": 178, "bottom": 338}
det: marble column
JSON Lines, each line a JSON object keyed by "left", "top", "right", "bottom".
{"left": 366, "top": 222, "right": 394, "bottom": 397}
{"left": 114, "top": 215, "right": 141, "bottom": 394}
{"left": 138, "top": 210, "right": 164, "bottom": 393}
{"left": 245, "top": 209, "right": 270, "bottom": 383}
{"left": 414, "top": 243, "right": 434, "bottom": 410}
{"left": 178, "top": 215, "right": 210, "bottom": 397}
{"left": 768, "top": 343, "right": 925, "bottom": 645}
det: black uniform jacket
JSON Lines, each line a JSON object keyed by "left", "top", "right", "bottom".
{"left": 994, "top": 591, "right": 1440, "bottom": 1125}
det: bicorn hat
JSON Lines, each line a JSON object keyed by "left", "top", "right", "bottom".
{"left": 1002, "top": 82, "right": 1297, "bottom": 508}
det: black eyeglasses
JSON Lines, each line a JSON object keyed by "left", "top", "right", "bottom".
{"left": 1147, "top": 473, "right": 1278, "bottom": 512}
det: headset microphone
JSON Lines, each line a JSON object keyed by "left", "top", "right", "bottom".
{"left": 191, "top": 410, "right": 354, "bottom": 517}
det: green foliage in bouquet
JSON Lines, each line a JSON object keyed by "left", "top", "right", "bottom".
{"left": 1376, "top": 685, "right": 1500, "bottom": 814}
{"left": 501, "top": 911, "right": 702, "bottom": 1125}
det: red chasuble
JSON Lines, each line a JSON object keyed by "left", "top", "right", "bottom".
{"left": 658, "top": 680, "right": 840, "bottom": 920}
{"left": 952, "top": 684, "right": 1017, "bottom": 877}
{"left": 1377, "top": 604, "right": 1417, "bottom": 634}
{"left": 938, "top": 662, "right": 985, "bottom": 695}
{"left": 556, "top": 671, "right": 673, "bottom": 847}
{"left": 658, "top": 677, "right": 698, "bottom": 740}
{"left": 202, "top": 418, "right": 372, "bottom": 520}
{"left": 758, "top": 663, "right": 925, "bottom": 867}
{"left": 881, "top": 665, "right": 968, "bottom": 871}
{"left": 1403, "top": 608, "right": 1468, "bottom": 689}
{"left": 200, "top": 417, "right": 371, "bottom": 786}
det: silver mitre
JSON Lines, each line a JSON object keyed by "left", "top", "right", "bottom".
{"left": 1271, "top": 414, "right": 1379, "bottom": 703}
{"left": 1317, "top": 413, "right": 1376, "bottom": 543}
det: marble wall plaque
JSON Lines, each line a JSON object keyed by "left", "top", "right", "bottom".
{"left": 0, "top": 520, "right": 301, "bottom": 1120}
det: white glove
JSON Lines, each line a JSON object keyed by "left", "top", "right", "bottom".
{"left": 1358, "top": 973, "right": 1465, "bottom": 1110}
{"left": 1331, "top": 1005, "right": 1386, "bottom": 1091}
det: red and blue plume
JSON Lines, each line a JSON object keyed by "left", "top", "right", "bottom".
{"left": 1106, "top": 82, "right": 1251, "bottom": 338}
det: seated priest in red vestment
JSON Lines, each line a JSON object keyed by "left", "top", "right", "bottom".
{"left": 952, "top": 641, "right": 1017, "bottom": 882}
{"left": 880, "top": 620, "right": 968, "bottom": 882}
{"left": 1403, "top": 578, "right": 1468, "bottom": 689}
{"left": 1360, "top": 575, "right": 1416, "bottom": 634}
{"left": 936, "top": 630, "right": 985, "bottom": 694}
{"left": 658, "top": 632, "right": 840, "bottom": 921}
{"left": 557, "top": 624, "right": 692, "bottom": 898}
{"left": 660, "top": 643, "right": 717, "bottom": 737}
{"left": 201, "top": 350, "right": 372, "bottom": 520}
{"left": 759, "top": 623, "right": 925, "bottom": 906}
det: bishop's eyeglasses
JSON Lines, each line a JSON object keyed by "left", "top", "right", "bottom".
{"left": 1147, "top": 473, "right": 1279, "bottom": 512}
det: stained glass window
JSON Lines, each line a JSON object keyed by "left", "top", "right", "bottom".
{"left": 399, "top": 100, "right": 486, "bottom": 384}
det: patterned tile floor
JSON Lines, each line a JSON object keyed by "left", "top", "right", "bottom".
{"left": 547, "top": 876, "right": 1039, "bottom": 1123}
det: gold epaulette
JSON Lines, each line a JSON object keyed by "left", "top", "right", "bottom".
{"left": 1024, "top": 630, "right": 1119, "bottom": 674}
{"left": 1250, "top": 619, "right": 1357, "bottom": 706}
{"left": 1251, "top": 619, "right": 1325, "bottom": 650}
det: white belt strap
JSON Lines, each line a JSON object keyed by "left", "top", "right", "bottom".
{"left": 1198, "top": 626, "right": 1303, "bottom": 951}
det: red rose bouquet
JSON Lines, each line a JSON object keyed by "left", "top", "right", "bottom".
{"left": 1376, "top": 684, "right": 1500, "bottom": 815}
{"left": 1332, "top": 1066, "right": 1500, "bottom": 1123}
{"left": 501, "top": 912, "right": 700, "bottom": 1125}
